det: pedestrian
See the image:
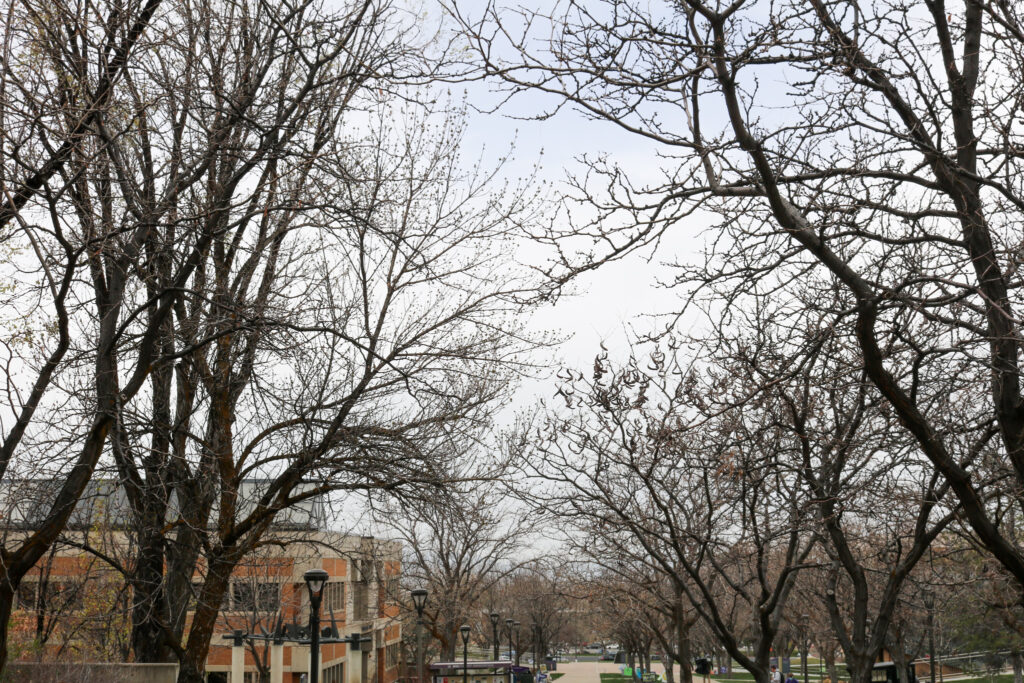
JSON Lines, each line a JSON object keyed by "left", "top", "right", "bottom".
{"left": 771, "top": 666, "right": 784, "bottom": 683}
{"left": 786, "top": 672, "right": 799, "bottom": 683}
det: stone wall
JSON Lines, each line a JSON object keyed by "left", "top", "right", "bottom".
{"left": 2, "top": 661, "right": 178, "bottom": 683}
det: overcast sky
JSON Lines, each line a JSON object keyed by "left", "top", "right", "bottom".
{"left": 456, "top": 77, "right": 710, "bottom": 413}
{"left": 332, "top": 0, "right": 713, "bottom": 533}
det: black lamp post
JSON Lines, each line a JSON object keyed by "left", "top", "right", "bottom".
{"left": 800, "top": 614, "right": 809, "bottom": 683}
{"left": 513, "top": 622, "right": 521, "bottom": 666}
{"left": 461, "top": 624, "right": 472, "bottom": 683}
{"left": 925, "top": 591, "right": 937, "bottom": 683}
{"left": 412, "top": 589, "right": 428, "bottom": 683}
{"left": 304, "top": 568, "right": 330, "bottom": 683}
{"left": 490, "top": 613, "right": 500, "bottom": 661}
{"left": 505, "top": 618, "right": 514, "bottom": 661}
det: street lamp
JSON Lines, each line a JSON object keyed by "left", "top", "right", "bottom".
{"left": 490, "top": 612, "right": 501, "bottom": 661}
{"left": 412, "top": 589, "right": 428, "bottom": 683}
{"left": 925, "top": 591, "right": 937, "bottom": 683}
{"left": 800, "top": 614, "right": 809, "bottom": 683}
{"left": 461, "top": 624, "right": 472, "bottom": 683}
{"left": 505, "top": 618, "right": 514, "bottom": 662}
{"left": 304, "top": 568, "right": 330, "bottom": 683}
{"left": 513, "top": 622, "right": 521, "bottom": 666}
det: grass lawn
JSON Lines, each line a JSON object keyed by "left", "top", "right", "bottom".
{"left": 600, "top": 665, "right": 831, "bottom": 683}
{"left": 965, "top": 676, "right": 1013, "bottom": 683}
{"left": 551, "top": 675, "right": 564, "bottom": 680}
{"left": 600, "top": 674, "right": 636, "bottom": 683}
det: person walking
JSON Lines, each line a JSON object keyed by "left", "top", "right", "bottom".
{"left": 771, "top": 666, "right": 784, "bottom": 683}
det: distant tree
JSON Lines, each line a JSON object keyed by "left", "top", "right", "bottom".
{"left": 524, "top": 345, "right": 817, "bottom": 683}
{"left": 380, "top": 477, "right": 537, "bottom": 662}
{"left": 493, "top": 566, "right": 576, "bottom": 666}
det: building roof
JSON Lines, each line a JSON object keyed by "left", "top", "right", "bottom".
{"left": 0, "top": 478, "right": 325, "bottom": 530}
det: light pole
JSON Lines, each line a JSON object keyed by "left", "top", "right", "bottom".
{"left": 925, "top": 591, "right": 937, "bottom": 683}
{"left": 412, "top": 589, "right": 429, "bottom": 683}
{"left": 491, "top": 613, "right": 501, "bottom": 661}
{"left": 514, "top": 622, "right": 521, "bottom": 666}
{"left": 461, "top": 624, "right": 472, "bottom": 683}
{"left": 506, "top": 618, "right": 514, "bottom": 662}
{"left": 800, "top": 614, "right": 809, "bottom": 683}
{"left": 304, "top": 568, "right": 330, "bottom": 683}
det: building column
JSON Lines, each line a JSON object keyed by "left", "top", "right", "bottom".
{"left": 270, "top": 641, "right": 284, "bottom": 683}
{"left": 231, "top": 635, "right": 245, "bottom": 683}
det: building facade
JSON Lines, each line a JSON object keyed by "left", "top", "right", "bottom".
{"left": 3, "top": 481, "right": 403, "bottom": 683}
{"left": 200, "top": 533, "right": 403, "bottom": 683}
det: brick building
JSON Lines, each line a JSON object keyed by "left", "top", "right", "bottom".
{"left": 2, "top": 480, "right": 404, "bottom": 683}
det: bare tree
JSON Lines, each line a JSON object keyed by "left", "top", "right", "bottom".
{"left": 79, "top": 0, "right": 436, "bottom": 667}
{"left": 0, "top": 0, "right": 232, "bottom": 667}
{"left": 381, "top": 476, "right": 537, "bottom": 662}
{"left": 1, "top": 1, "right": 548, "bottom": 679}
{"left": 523, "top": 345, "right": 817, "bottom": 683}
{"left": 0, "top": 0, "right": 162, "bottom": 229}
{"left": 695, "top": 309, "right": 961, "bottom": 683}
{"left": 586, "top": 564, "right": 699, "bottom": 683}
{"left": 451, "top": 0, "right": 1024, "bottom": 604}
{"left": 493, "top": 566, "right": 578, "bottom": 667}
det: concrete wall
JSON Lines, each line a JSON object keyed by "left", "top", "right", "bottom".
{"left": 2, "top": 662, "right": 178, "bottom": 683}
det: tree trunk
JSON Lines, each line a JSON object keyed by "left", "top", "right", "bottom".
{"left": 889, "top": 634, "right": 908, "bottom": 683}
{"left": 1012, "top": 652, "right": 1022, "bottom": 683}
{"left": 824, "top": 648, "right": 838, "bottom": 683}
{"left": 176, "top": 557, "right": 235, "bottom": 683}
{"left": 166, "top": 522, "right": 203, "bottom": 647}
{"left": 130, "top": 521, "right": 172, "bottom": 662}
{"left": 443, "top": 625, "right": 457, "bottom": 662}
{"left": 0, "top": 584, "right": 14, "bottom": 675}
{"left": 677, "top": 623, "right": 693, "bottom": 683}
{"left": 126, "top": 301, "right": 176, "bottom": 663}
{"left": 846, "top": 657, "right": 875, "bottom": 683}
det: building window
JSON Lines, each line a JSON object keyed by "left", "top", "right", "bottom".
{"left": 44, "top": 581, "right": 84, "bottom": 611}
{"left": 385, "top": 578, "right": 399, "bottom": 604}
{"left": 189, "top": 581, "right": 231, "bottom": 611}
{"left": 324, "top": 662, "right": 344, "bottom": 683}
{"left": 386, "top": 642, "right": 400, "bottom": 669}
{"left": 16, "top": 581, "right": 36, "bottom": 609}
{"left": 324, "top": 582, "right": 345, "bottom": 614}
{"left": 231, "top": 582, "right": 280, "bottom": 612}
